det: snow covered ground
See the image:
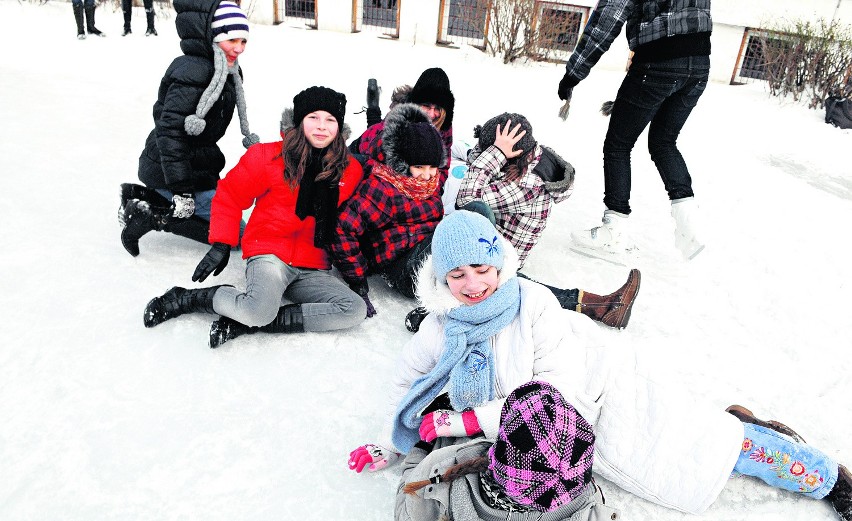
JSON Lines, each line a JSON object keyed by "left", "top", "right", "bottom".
{"left": 1, "top": 1, "right": 850, "bottom": 519}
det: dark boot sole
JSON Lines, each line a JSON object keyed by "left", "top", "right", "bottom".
{"left": 726, "top": 404, "right": 806, "bottom": 443}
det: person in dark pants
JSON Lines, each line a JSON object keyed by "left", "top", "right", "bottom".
{"left": 558, "top": 0, "right": 711, "bottom": 261}
{"left": 71, "top": 0, "right": 105, "bottom": 40}
{"left": 122, "top": 0, "right": 157, "bottom": 36}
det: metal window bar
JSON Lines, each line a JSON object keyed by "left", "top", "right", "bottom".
{"left": 438, "top": 0, "right": 489, "bottom": 48}
{"left": 535, "top": 2, "right": 586, "bottom": 54}
{"left": 277, "top": 0, "right": 317, "bottom": 28}
{"left": 354, "top": 0, "right": 400, "bottom": 37}
{"left": 731, "top": 28, "right": 788, "bottom": 84}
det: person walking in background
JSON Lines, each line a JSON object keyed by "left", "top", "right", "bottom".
{"left": 348, "top": 209, "right": 852, "bottom": 521}
{"left": 118, "top": 0, "right": 258, "bottom": 257}
{"left": 71, "top": 0, "right": 105, "bottom": 39}
{"left": 122, "top": 0, "right": 158, "bottom": 36}
{"left": 143, "top": 87, "right": 366, "bottom": 348}
{"left": 557, "top": 0, "right": 712, "bottom": 261}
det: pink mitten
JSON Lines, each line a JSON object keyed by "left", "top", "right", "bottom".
{"left": 348, "top": 444, "right": 400, "bottom": 473}
{"left": 419, "top": 410, "right": 482, "bottom": 442}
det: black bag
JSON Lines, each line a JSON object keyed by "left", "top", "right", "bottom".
{"left": 825, "top": 96, "right": 852, "bottom": 129}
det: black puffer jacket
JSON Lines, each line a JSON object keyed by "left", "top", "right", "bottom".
{"left": 137, "top": 0, "right": 239, "bottom": 193}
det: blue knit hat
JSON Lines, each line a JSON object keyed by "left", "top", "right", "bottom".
{"left": 432, "top": 210, "right": 504, "bottom": 281}
{"left": 212, "top": 1, "right": 249, "bottom": 43}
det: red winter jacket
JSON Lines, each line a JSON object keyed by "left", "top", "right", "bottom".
{"left": 209, "top": 141, "right": 364, "bottom": 269}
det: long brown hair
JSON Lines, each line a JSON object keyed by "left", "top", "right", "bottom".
{"left": 403, "top": 456, "right": 490, "bottom": 495}
{"left": 281, "top": 122, "right": 350, "bottom": 188}
{"left": 501, "top": 149, "right": 534, "bottom": 184}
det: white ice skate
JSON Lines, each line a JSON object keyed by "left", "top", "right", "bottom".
{"left": 671, "top": 197, "right": 705, "bottom": 260}
{"left": 569, "top": 210, "right": 636, "bottom": 266}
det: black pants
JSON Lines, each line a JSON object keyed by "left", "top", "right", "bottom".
{"left": 380, "top": 235, "right": 433, "bottom": 299}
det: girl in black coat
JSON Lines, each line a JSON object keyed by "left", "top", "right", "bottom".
{"left": 118, "top": 0, "right": 258, "bottom": 257}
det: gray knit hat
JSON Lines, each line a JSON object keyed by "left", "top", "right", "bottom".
{"left": 474, "top": 112, "right": 536, "bottom": 156}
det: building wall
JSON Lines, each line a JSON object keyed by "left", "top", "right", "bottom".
{"left": 245, "top": 0, "right": 851, "bottom": 84}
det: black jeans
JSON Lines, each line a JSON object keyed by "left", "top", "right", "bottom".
{"left": 380, "top": 236, "right": 433, "bottom": 299}
{"left": 603, "top": 56, "right": 710, "bottom": 215}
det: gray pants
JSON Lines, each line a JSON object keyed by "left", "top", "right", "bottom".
{"left": 212, "top": 254, "right": 366, "bottom": 332}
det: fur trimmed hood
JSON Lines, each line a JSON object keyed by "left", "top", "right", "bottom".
{"left": 382, "top": 103, "right": 447, "bottom": 176}
{"left": 536, "top": 145, "right": 575, "bottom": 196}
{"left": 279, "top": 107, "right": 351, "bottom": 142}
{"left": 414, "top": 235, "right": 520, "bottom": 315}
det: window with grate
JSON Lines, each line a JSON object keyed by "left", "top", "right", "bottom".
{"left": 733, "top": 29, "right": 789, "bottom": 84}
{"left": 279, "top": 0, "right": 317, "bottom": 28}
{"left": 538, "top": 2, "right": 585, "bottom": 52}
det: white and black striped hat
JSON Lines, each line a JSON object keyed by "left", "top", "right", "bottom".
{"left": 212, "top": 1, "right": 249, "bottom": 43}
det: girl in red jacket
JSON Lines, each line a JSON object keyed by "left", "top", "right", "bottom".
{"left": 142, "top": 86, "right": 367, "bottom": 348}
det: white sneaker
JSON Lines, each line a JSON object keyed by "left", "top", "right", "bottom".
{"left": 671, "top": 197, "right": 705, "bottom": 260}
{"left": 570, "top": 210, "right": 634, "bottom": 265}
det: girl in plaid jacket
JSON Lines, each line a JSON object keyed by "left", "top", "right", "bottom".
{"left": 330, "top": 103, "right": 450, "bottom": 318}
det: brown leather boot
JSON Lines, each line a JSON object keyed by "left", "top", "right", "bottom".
{"left": 725, "top": 404, "right": 806, "bottom": 443}
{"left": 577, "top": 269, "right": 640, "bottom": 329}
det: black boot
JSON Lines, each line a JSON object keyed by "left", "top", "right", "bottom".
{"left": 405, "top": 307, "right": 429, "bottom": 333}
{"left": 164, "top": 215, "right": 210, "bottom": 245}
{"left": 827, "top": 465, "right": 852, "bottom": 521}
{"left": 209, "top": 304, "right": 304, "bottom": 348}
{"left": 120, "top": 199, "right": 170, "bottom": 256}
{"left": 73, "top": 4, "right": 86, "bottom": 39}
{"left": 145, "top": 8, "right": 157, "bottom": 35}
{"left": 366, "top": 78, "right": 382, "bottom": 127}
{"left": 118, "top": 183, "right": 164, "bottom": 227}
{"left": 121, "top": 0, "right": 132, "bottom": 35}
{"left": 144, "top": 286, "right": 225, "bottom": 328}
{"left": 84, "top": 5, "right": 105, "bottom": 37}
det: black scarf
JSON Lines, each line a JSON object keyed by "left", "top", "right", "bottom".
{"left": 294, "top": 147, "right": 340, "bottom": 248}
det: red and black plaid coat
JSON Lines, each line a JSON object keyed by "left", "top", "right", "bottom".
{"left": 356, "top": 120, "right": 453, "bottom": 190}
{"left": 330, "top": 164, "right": 443, "bottom": 286}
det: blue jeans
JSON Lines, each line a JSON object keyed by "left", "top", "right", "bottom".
{"left": 603, "top": 56, "right": 709, "bottom": 215}
{"left": 734, "top": 423, "right": 838, "bottom": 499}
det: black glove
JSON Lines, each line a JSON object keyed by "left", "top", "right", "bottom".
{"left": 557, "top": 73, "right": 575, "bottom": 101}
{"left": 600, "top": 100, "right": 615, "bottom": 116}
{"left": 349, "top": 280, "right": 377, "bottom": 318}
{"left": 171, "top": 193, "right": 196, "bottom": 219}
{"left": 193, "top": 242, "right": 230, "bottom": 282}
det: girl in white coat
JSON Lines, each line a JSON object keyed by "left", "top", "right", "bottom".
{"left": 348, "top": 210, "right": 851, "bottom": 519}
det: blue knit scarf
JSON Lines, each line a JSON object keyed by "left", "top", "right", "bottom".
{"left": 392, "top": 277, "right": 521, "bottom": 453}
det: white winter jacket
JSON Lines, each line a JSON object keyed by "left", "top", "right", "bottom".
{"left": 377, "top": 239, "right": 744, "bottom": 515}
